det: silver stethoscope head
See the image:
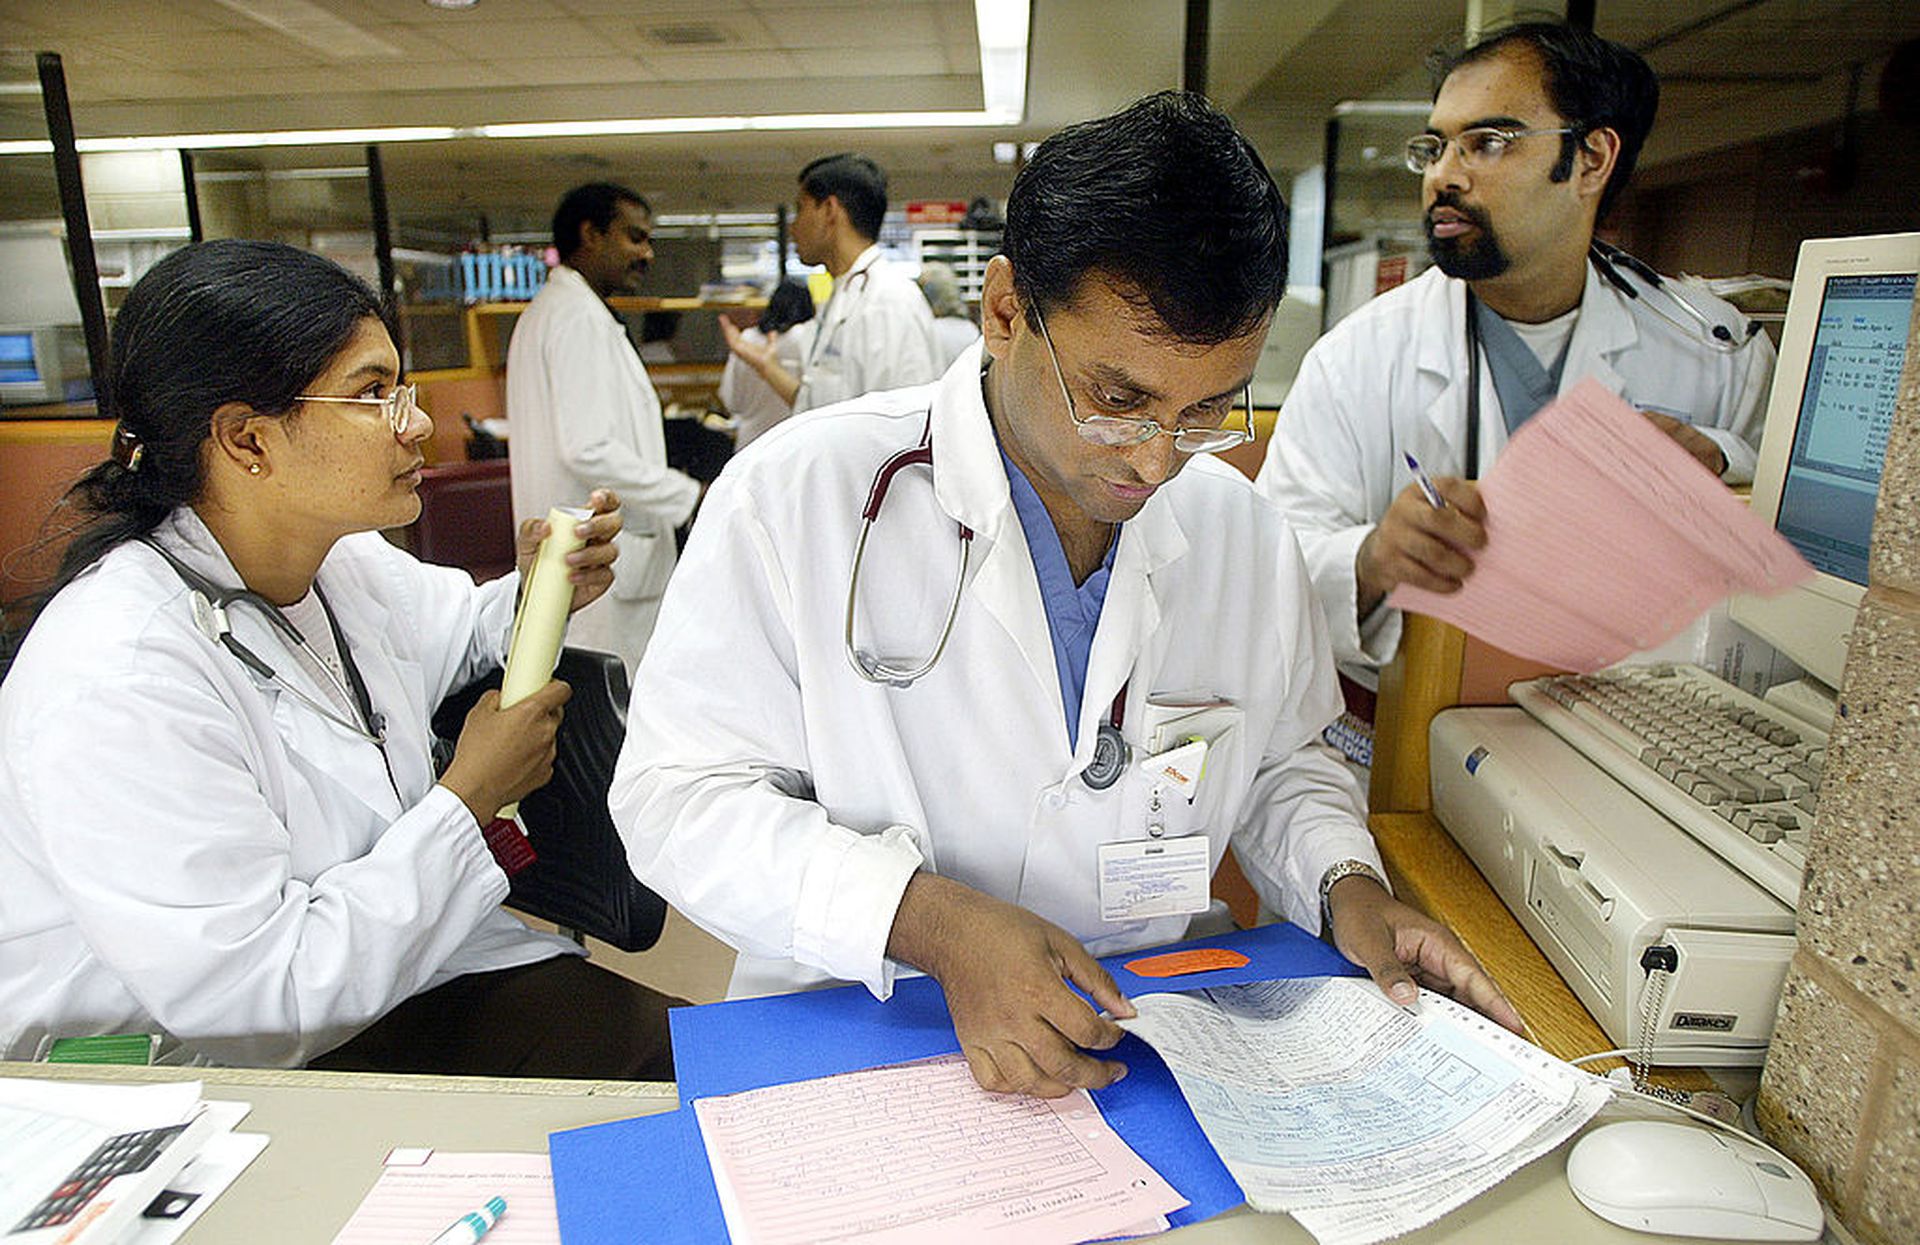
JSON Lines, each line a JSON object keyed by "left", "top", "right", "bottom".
{"left": 843, "top": 417, "right": 975, "bottom": 689}
{"left": 1590, "top": 241, "right": 1763, "bottom": 354}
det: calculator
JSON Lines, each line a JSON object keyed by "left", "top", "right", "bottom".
{"left": 11, "top": 1123, "right": 188, "bottom": 1232}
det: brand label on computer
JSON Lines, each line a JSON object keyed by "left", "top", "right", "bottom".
{"left": 1670, "top": 1011, "right": 1738, "bottom": 1032}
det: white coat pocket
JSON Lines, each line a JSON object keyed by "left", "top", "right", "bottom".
{"left": 609, "top": 525, "right": 672, "bottom": 602}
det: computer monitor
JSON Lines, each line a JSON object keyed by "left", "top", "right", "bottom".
{"left": 1732, "top": 232, "right": 1920, "bottom": 692}
{"left": 0, "top": 327, "right": 68, "bottom": 407}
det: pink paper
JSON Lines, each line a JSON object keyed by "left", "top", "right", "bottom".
{"left": 693, "top": 1053, "right": 1187, "bottom": 1245}
{"left": 1389, "top": 379, "right": 1813, "bottom": 672}
{"left": 329, "top": 1151, "right": 557, "bottom": 1244}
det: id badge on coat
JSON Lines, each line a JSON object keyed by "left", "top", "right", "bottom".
{"left": 1097, "top": 835, "right": 1211, "bottom": 921}
{"left": 1097, "top": 736, "right": 1212, "bottom": 922}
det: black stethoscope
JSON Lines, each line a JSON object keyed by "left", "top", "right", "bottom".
{"left": 843, "top": 414, "right": 1133, "bottom": 791}
{"left": 139, "top": 539, "right": 389, "bottom": 749}
{"left": 1461, "top": 242, "right": 1764, "bottom": 475}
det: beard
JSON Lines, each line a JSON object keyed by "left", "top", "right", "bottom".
{"left": 1425, "top": 195, "right": 1510, "bottom": 280}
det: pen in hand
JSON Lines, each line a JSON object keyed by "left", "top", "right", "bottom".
{"left": 425, "top": 1195, "right": 506, "bottom": 1245}
{"left": 1403, "top": 452, "right": 1447, "bottom": 510}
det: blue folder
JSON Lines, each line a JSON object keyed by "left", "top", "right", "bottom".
{"left": 550, "top": 923, "right": 1361, "bottom": 1244}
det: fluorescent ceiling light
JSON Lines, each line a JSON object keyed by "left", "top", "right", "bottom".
{"left": 974, "top": 0, "right": 1030, "bottom": 123}
{"left": 0, "top": 125, "right": 460, "bottom": 155}
{"left": 0, "top": 1, "right": 1031, "bottom": 156}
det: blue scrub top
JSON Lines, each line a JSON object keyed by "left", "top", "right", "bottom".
{"left": 1000, "top": 447, "right": 1115, "bottom": 746}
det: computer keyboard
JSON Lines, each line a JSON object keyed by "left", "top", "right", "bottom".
{"left": 1510, "top": 664, "right": 1826, "bottom": 908}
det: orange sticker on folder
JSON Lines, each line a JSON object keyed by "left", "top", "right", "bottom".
{"left": 1123, "top": 948, "right": 1251, "bottom": 978}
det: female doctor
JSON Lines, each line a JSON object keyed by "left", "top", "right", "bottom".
{"left": 0, "top": 240, "right": 679, "bottom": 1076}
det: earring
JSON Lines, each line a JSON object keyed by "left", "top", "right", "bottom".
{"left": 248, "top": 462, "right": 262, "bottom": 476}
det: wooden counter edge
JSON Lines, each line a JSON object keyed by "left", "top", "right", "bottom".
{"left": 0, "top": 1059, "right": 678, "bottom": 1102}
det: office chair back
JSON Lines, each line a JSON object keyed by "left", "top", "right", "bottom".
{"left": 432, "top": 646, "right": 667, "bottom": 953}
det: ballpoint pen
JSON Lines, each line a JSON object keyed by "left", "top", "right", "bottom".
{"left": 1403, "top": 452, "right": 1446, "bottom": 510}
{"left": 424, "top": 1195, "right": 506, "bottom": 1245}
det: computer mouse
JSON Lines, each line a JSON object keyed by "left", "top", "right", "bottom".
{"left": 1566, "top": 1120, "right": 1823, "bottom": 1241}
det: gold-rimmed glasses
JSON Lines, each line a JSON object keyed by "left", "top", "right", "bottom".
{"left": 1032, "top": 312, "right": 1253, "bottom": 454}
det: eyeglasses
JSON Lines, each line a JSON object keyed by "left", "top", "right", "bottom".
{"left": 1403, "top": 125, "right": 1578, "bottom": 173}
{"left": 1033, "top": 312, "right": 1254, "bottom": 454}
{"left": 293, "top": 382, "right": 422, "bottom": 437}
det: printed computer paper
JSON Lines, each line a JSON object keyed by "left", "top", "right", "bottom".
{"left": 1118, "top": 976, "right": 1610, "bottom": 1245}
{"left": 692, "top": 1053, "right": 1186, "bottom": 1245}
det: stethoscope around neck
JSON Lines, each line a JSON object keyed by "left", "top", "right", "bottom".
{"left": 804, "top": 259, "right": 875, "bottom": 371}
{"left": 139, "top": 538, "right": 387, "bottom": 746}
{"left": 841, "top": 413, "right": 1133, "bottom": 790}
{"left": 1460, "top": 241, "right": 1763, "bottom": 476}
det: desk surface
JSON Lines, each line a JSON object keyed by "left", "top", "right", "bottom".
{"left": 3, "top": 1061, "right": 1703, "bottom": 1244}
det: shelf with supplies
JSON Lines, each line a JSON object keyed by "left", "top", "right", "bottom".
{"left": 911, "top": 228, "right": 1001, "bottom": 304}
{"left": 460, "top": 296, "right": 765, "bottom": 372}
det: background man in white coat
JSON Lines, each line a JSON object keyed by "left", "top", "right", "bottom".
{"left": 614, "top": 92, "right": 1520, "bottom": 1100}
{"left": 719, "top": 153, "right": 941, "bottom": 414}
{"left": 508, "top": 183, "right": 702, "bottom": 677}
{"left": 1259, "top": 22, "right": 1775, "bottom": 666}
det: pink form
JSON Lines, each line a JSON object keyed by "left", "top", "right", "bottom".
{"left": 693, "top": 1053, "right": 1187, "bottom": 1245}
{"left": 1389, "top": 378, "right": 1812, "bottom": 672}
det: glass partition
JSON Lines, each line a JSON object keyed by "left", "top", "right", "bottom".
{"left": 0, "top": 52, "right": 90, "bottom": 414}
{"left": 1322, "top": 100, "right": 1433, "bottom": 330}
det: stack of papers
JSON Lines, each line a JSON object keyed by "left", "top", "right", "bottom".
{"left": 0, "top": 1078, "right": 264, "bottom": 1245}
{"left": 1120, "top": 977, "right": 1610, "bottom": 1245}
{"left": 694, "top": 1053, "right": 1185, "bottom": 1244}
{"left": 550, "top": 924, "right": 1357, "bottom": 1243}
{"left": 547, "top": 925, "right": 1611, "bottom": 1243}
{"left": 1389, "top": 378, "right": 1812, "bottom": 671}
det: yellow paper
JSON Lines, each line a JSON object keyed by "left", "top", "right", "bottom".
{"left": 502, "top": 506, "right": 588, "bottom": 707}
{"left": 496, "top": 505, "right": 588, "bottom": 819}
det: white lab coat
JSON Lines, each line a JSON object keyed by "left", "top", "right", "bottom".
{"left": 612, "top": 344, "right": 1379, "bottom": 1001}
{"left": 718, "top": 321, "right": 814, "bottom": 449}
{"left": 507, "top": 264, "right": 702, "bottom": 676}
{"left": 0, "top": 509, "right": 576, "bottom": 1066}
{"left": 931, "top": 315, "right": 983, "bottom": 371}
{"left": 793, "top": 244, "right": 943, "bottom": 414}
{"left": 1257, "top": 262, "right": 1776, "bottom": 665}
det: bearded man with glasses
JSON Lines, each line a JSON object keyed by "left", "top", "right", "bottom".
{"left": 1259, "top": 21, "right": 1774, "bottom": 668}
{"left": 611, "top": 90, "right": 1520, "bottom": 1100}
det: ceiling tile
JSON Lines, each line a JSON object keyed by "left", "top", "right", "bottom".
{"left": 67, "top": 68, "right": 221, "bottom": 102}
{"left": 369, "top": 60, "right": 516, "bottom": 90}
{"left": 587, "top": 13, "right": 779, "bottom": 53}
{"left": 632, "top": 49, "right": 804, "bottom": 82}
{"left": 493, "top": 55, "right": 658, "bottom": 87}
{"left": 556, "top": 0, "right": 756, "bottom": 13}
{"left": 422, "top": 17, "right": 607, "bottom": 58}
{"left": 332, "top": 0, "right": 570, "bottom": 20}
{"left": 351, "top": 23, "right": 475, "bottom": 61}
{"left": 86, "top": 29, "right": 344, "bottom": 69}
{"left": 754, "top": 5, "right": 942, "bottom": 49}
{"left": 793, "top": 46, "right": 953, "bottom": 78}
{"left": 203, "top": 66, "right": 395, "bottom": 96}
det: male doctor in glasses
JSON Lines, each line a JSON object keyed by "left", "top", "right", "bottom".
{"left": 612, "top": 91, "right": 1520, "bottom": 1099}
{"left": 1259, "top": 21, "right": 1774, "bottom": 667}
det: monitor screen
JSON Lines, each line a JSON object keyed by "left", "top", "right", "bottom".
{"left": 1733, "top": 232, "right": 1920, "bottom": 693}
{"left": 1774, "top": 272, "right": 1915, "bottom": 586}
{"left": 0, "top": 331, "right": 40, "bottom": 385}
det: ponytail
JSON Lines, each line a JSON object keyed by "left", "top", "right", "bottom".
{"left": 14, "top": 239, "right": 384, "bottom": 634}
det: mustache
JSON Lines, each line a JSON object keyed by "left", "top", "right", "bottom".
{"left": 1425, "top": 192, "right": 1492, "bottom": 233}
